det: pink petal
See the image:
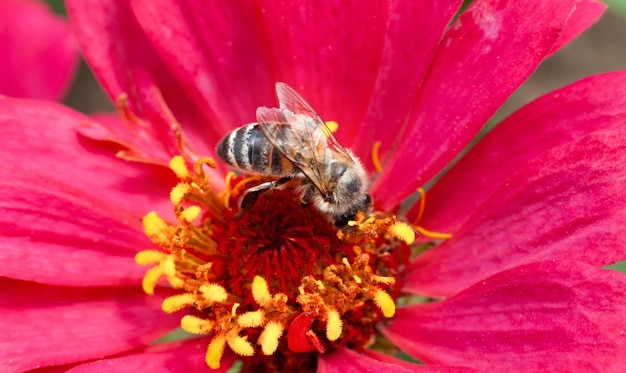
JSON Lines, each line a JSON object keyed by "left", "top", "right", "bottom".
{"left": 129, "top": 0, "right": 277, "bottom": 138}
{"left": 257, "top": 0, "right": 390, "bottom": 146}
{"left": 67, "top": 339, "right": 235, "bottom": 373}
{"left": 0, "top": 278, "right": 180, "bottom": 372}
{"left": 403, "top": 129, "right": 626, "bottom": 297}
{"left": 363, "top": 350, "right": 477, "bottom": 372}
{"left": 0, "top": 97, "right": 174, "bottom": 217}
{"left": 0, "top": 97, "right": 174, "bottom": 286}
{"left": 549, "top": 0, "right": 606, "bottom": 56}
{"left": 383, "top": 261, "right": 626, "bottom": 372}
{"left": 66, "top": 0, "right": 215, "bottom": 161}
{"left": 317, "top": 346, "right": 415, "bottom": 373}
{"left": 414, "top": 71, "right": 626, "bottom": 235}
{"left": 372, "top": 0, "right": 579, "bottom": 209}
{"left": 0, "top": 0, "right": 79, "bottom": 100}
{"left": 0, "top": 170, "right": 151, "bottom": 286}
{"left": 352, "top": 0, "right": 462, "bottom": 166}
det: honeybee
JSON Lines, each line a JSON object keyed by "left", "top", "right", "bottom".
{"left": 216, "top": 82, "right": 371, "bottom": 225}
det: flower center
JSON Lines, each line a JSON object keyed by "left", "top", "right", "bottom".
{"left": 136, "top": 156, "right": 414, "bottom": 371}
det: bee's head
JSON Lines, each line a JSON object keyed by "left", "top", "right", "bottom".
{"left": 312, "top": 155, "right": 370, "bottom": 224}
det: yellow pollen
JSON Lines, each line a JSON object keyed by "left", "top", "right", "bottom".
{"left": 170, "top": 183, "right": 190, "bottom": 205}
{"left": 326, "top": 308, "right": 343, "bottom": 341}
{"left": 169, "top": 155, "right": 190, "bottom": 179}
{"left": 134, "top": 250, "right": 166, "bottom": 266}
{"left": 199, "top": 284, "right": 228, "bottom": 303}
{"left": 387, "top": 222, "right": 416, "bottom": 244}
{"left": 371, "top": 140, "right": 383, "bottom": 173}
{"left": 227, "top": 334, "right": 255, "bottom": 357}
{"left": 237, "top": 310, "right": 266, "bottom": 328}
{"left": 252, "top": 276, "right": 272, "bottom": 307}
{"left": 324, "top": 120, "right": 339, "bottom": 135}
{"left": 142, "top": 212, "right": 172, "bottom": 246}
{"left": 180, "top": 205, "right": 201, "bottom": 222}
{"left": 162, "top": 293, "right": 196, "bottom": 313}
{"left": 258, "top": 321, "right": 284, "bottom": 355}
{"left": 231, "top": 303, "right": 240, "bottom": 317}
{"left": 181, "top": 315, "right": 214, "bottom": 334}
{"left": 374, "top": 289, "right": 396, "bottom": 318}
{"left": 206, "top": 334, "right": 227, "bottom": 369}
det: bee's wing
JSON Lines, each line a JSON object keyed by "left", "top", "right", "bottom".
{"left": 274, "top": 82, "right": 355, "bottom": 163}
{"left": 256, "top": 106, "right": 331, "bottom": 196}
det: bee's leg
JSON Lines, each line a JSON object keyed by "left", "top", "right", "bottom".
{"left": 301, "top": 184, "right": 316, "bottom": 205}
{"left": 240, "top": 177, "right": 291, "bottom": 211}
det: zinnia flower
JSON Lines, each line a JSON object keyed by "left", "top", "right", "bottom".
{"left": 2, "top": 0, "right": 626, "bottom": 372}
{"left": 0, "top": 0, "right": 78, "bottom": 100}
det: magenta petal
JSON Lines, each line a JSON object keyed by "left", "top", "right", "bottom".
{"left": 372, "top": 0, "right": 578, "bottom": 208}
{"left": 0, "top": 279, "right": 180, "bottom": 372}
{"left": 415, "top": 71, "right": 626, "bottom": 235}
{"left": 67, "top": 340, "right": 236, "bottom": 373}
{"left": 403, "top": 129, "right": 626, "bottom": 297}
{"left": 67, "top": 0, "right": 215, "bottom": 159}
{"left": 0, "top": 97, "right": 174, "bottom": 218}
{"left": 352, "top": 0, "right": 462, "bottom": 166}
{"left": 0, "top": 170, "right": 151, "bottom": 286}
{"left": 317, "top": 346, "right": 415, "bottom": 373}
{"left": 363, "top": 350, "right": 477, "bottom": 372}
{"left": 384, "top": 261, "right": 626, "bottom": 372}
{"left": 549, "top": 0, "right": 606, "bottom": 56}
{"left": 0, "top": 0, "right": 79, "bottom": 100}
{"left": 258, "top": 0, "right": 389, "bottom": 145}
{"left": 130, "top": 0, "right": 276, "bottom": 137}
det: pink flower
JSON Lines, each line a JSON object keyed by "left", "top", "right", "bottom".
{"left": 0, "top": 0, "right": 79, "bottom": 100}
{"left": 2, "top": 0, "right": 626, "bottom": 372}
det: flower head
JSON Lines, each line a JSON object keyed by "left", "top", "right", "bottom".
{"left": 2, "top": 0, "right": 626, "bottom": 372}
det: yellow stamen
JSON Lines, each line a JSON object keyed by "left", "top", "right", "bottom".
{"left": 387, "top": 221, "right": 416, "bottom": 244}
{"left": 206, "top": 334, "right": 227, "bottom": 369}
{"left": 170, "top": 183, "right": 190, "bottom": 205}
{"left": 134, "top": 250, "right": 166, "bottom": 266}
{"left": 141, "top": 266, "right": 163, "bottom": 295}
{"left": 374, "top": 289, "right": 395, "bottom": 318}
{"left": 411, "top": 188, "right": 453, "bottom": 239}
{"left": 169, "top": 155, "right": 190, "bottom": 179}
{"left": 181, "top": 315, "right": 214, "bottom": 334}
{"left": 142, "top": 212, "right": 172, "bottom": 246}
{"left": 326, "top": 308, "right": 343, "bottom": 341}
{"left": 180, "top": 205, "right": 201, "bottom": 223}
{"left": 237, "top": 310, "right": 266, "bottom": 328}
{"left": 227, "top": 334, "right": 255, "bottom": 357}
{"left": 258, "top": 321, "right": 284, "bottom": 355}
{"left": 162, "top": 293, "right": 196, "bottom": 313}
{"left": 413, "top": 225, "right": 453, "bottom": 239}
{"left": 413, "top": 187, "right": 427, "bottom": 224}
{"left": 371, "top": 140, "right": 383, "bottom": 173}
{"left": 371, "top": 274, "right": 396, "bottom": 285}
{"left": 252, "top": 276, "right": 272, "bottom": 307}
{"left": 199, "top": 284, "right": 229, "bottom": 303}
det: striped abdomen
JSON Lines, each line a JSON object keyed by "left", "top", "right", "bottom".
{"left": 216, "top": 124, "right": 297, "bottom": 176}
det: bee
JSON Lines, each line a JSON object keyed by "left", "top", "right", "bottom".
{"left": 216, "top": 82, "right": 371, "bottom": 225}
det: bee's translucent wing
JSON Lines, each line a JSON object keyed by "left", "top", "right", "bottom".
{"left": 275, "top": 82, "right": 355, "bottom": 163}
{"left": 256, "top": 105, "right": 330, "bottom": 196}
